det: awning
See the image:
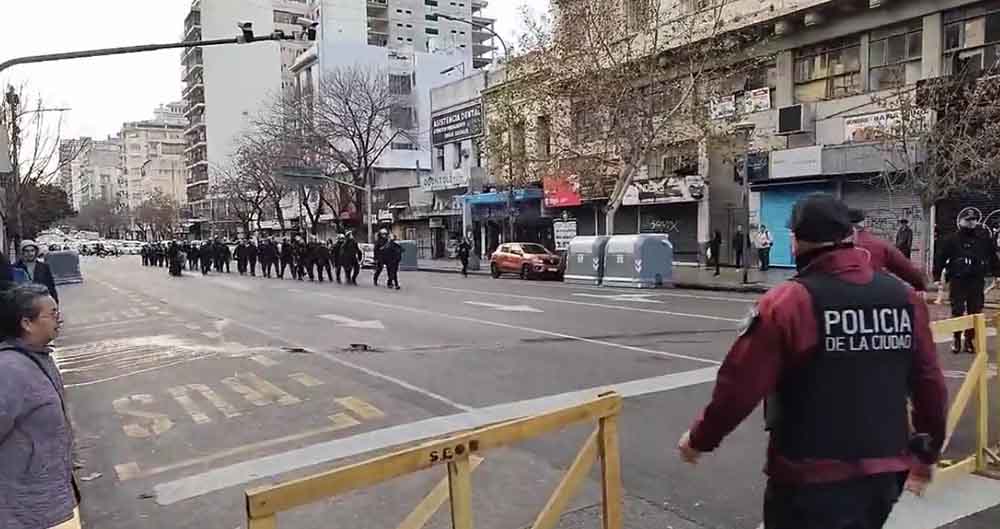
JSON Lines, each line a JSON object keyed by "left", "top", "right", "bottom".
{"left": 464, "top": 188, "right": 544, "bottom": 206}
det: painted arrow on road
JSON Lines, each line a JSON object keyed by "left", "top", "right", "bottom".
{"left": 318, "top": 314, "right": 385, "bottom": 329}
{"left": 464, "top": 301, "right": 544, "bottom": 313}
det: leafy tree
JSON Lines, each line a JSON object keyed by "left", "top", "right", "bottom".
{"left": 20, "top": 183, "right": 74, "bottom": 239}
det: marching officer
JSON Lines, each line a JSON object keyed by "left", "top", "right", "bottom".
{"left": 235, "top": 240, "right": 249, "bottom": 275}
{"left": 279, "top": 238, "right": 294, "bottom": 279}
{"left": 247, "top": 239, "right": 259, "bottom": 277}
{"left": 383, "top": 233, "right": 403, "bottom": 290}
{"left": 373, "top": 229, "right": 389, "bottom": 286}
{"left": 933, "top": 209, "right": 1000, "bottom": 354}
{"left": 332, "top": 233, "right": 346, "bottom": 284}
{"left": 260, "top": 238, "right": 277, "bottom": 278}
{"left": 678, "top": 193, "right": 946, "bottom": 529}
{"left": 340, "top": 231, "right": 362, "bottom": 285}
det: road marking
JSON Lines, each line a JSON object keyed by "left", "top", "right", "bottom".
{"left": 307, "top": 291, "right": 721, "bottom": 366}
{"left": 222, "top": 373, "right": 301, "bottom": 407}
{"left": 63, "top": 317, "right": 160, "bottom": 332}
{"left": 184, "top": 323, "right": 201, "bottom": 331}
{"left": 336, "top": 396, "right": 385, "bottom": 420}
{"left": 187, "top": 383, "right": 242, "bottom": 418}
{"left": 114, "top": 414, "right": 363, "bottom": 482}
{"left": 464, "top": 301, "right": 544, "bottom": 313}
{"left": 318, "top": 313, "right": 386, "bottom": 329}
{"left": 168, "top": 386, "right": 212, "bottom": 424}
{"left": 573, "top": 293, "right": 663, "bottom": 304}
{"left": 113, "top": 394, "right": 174, "bottom": 438}
{"left": 65, "top": 356, "right": 218, "bottom": 388}
{"left": 932, "top": 327, "right": 997, "bottom": 344}
{"left": 434, "top": 277, "right": 759, "bottom": 303}
{"left": 250, "top": 354, "right": 279, "bottom": 367}
{"left": 154, "top": 366, "right": 718, "bottom": 505}
{"left": 433, "top": 286, "right": 743, "bottom": 323}
{"left": 289, "top": 373, "right": 324, "bottom": 387}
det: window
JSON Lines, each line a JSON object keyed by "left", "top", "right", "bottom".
{"left": 626, "top": 0, "right": 650, "bottom": 31}
{"left": 869, "top": 21, "right": 923, "bottom": 91}
{"left": 436, "top": 146, "right": 445, "bottom": 171}
{"left": 793, "top": 37, "right": 862, "bottom": 102}
{"left": 425, "top": 0, "right": 438, "bottom": 5}
{"left": 391, "top": 142, "right": 418, "bottom": 151}
{"left": 426, "top": 28, "right": 439, "bottom": 35}
{"left": 389, "top": 73, "right": 412, "bottom": 95}
{"left": 273, "top": 10, "right": 298, "bottom": 24}
{"left": 535, "top": 116, "right": 551, "bottom": 158}
{"left": 943, "top": 4, "right": 1000, "bottom": 76}
{"left": 453, "top": 143, "right": 463, "bottom": 169}
{"left": 390, "top": 106, "right": 415, "bottom": 129}
{"left": 571, "top": 98, "right": 602, "bottom": 142}
{"left": 426, "top": 14, "right": 437, "bottom": 21}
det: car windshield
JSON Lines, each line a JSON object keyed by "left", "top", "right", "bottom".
{"left": 520, "top": 244, "right": 549, "bottom": 254}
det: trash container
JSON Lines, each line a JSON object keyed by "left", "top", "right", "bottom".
{"left": 44, "top": 251, "right": 84, "bottom": 285}
{"left": 602, "top": 234, "right": 673, "bottom": 289}
{"left": 398, "top": 240, "right": 418, "bottom": 271}
{"left": 564, "top": 236, "right": 610, "bottom": 285}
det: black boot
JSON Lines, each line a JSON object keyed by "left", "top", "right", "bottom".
{"left": 952, "top": 334, "right": 962, "bottom": 355}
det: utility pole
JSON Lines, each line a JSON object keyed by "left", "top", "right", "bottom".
{"left": 5, "top": 86, "right": 20, "bottom": 256}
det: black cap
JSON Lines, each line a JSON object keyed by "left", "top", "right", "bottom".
{"left": 847, "top": 208, "right": 866, "bottom": 224}
{"left": 959, "top": 209, "right": 979, "bottom": 222}
{"left": 899, "top": 219, "right": 909, "bottom": 224}
{"left": 788, "top": 193, "right": 853, "bottom": 243}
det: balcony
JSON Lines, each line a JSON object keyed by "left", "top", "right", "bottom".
{"left": 182, "top": 62, "right": 204, "bottom": 81}
{"left": 184, "top": 24, "right": 202, "bottom": 43}
{"left": 368, "top": 34, "right": 388, "bottom": 47}
{"left": 183, "top": 102, "right": 205, "bottom": 119}
{"left": 185, "top": 118, "right": 205, "bottom": 136}
{"left": 182, "top": 81, "right": 204, "bottom": 100}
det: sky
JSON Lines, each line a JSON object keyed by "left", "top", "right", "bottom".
{"left": 0, "top": 0, "right": 546, "bottom": 143}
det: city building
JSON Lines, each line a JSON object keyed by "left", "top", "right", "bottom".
{"left": 181, "top": 0, "right": 312, "bottom": 238}
{"left": 121, "top": 103, "right": 188, "bottom": 211}
{"left": 63, "top": 136, "right": 124, "bottom": 212}
{"left": 286, "top": 0, "right": 496, "bottom": 247}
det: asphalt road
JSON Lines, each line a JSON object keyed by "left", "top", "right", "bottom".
{"left": 56, "top": 256, "right": 999, "bottom": 529}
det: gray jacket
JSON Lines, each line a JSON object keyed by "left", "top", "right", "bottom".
{"left": 0, "top": 339, "right": 76, "bottom": 529}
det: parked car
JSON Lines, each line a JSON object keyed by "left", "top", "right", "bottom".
{"left": 490, "top": 243, "right": 563, "bottom": 280}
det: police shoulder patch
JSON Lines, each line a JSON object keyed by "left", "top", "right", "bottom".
{"left": 737, "top": 304, "right": 760, "bottom": 337}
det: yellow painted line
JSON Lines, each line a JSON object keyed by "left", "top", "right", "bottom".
{"left": 113, "top": 415, "right": 362, "bottom": 482}
{"left": 168, "top": 386, "right": 212, "bottom": 424}
{"left": 250, "top": 354, "right": 279, "bottom": 367}
{"left": 289, "top": 373, "right": 324, "bottom": 387}
{"left": 65, "top": 355, "right": 219, "bottom": 388}
{"left": 336, "top": 396, "right": 385, "bottom": 420}
{"left": 188, "top": 383, "right": 241, "bottom": 418}
{"left": 112, "top": 394, "right": 174, "bottom": 438}
{"left": 244, "top": 372, "right": 301, "bottom": 406}
{"left": 222, "top": 376, "right": 270, "bottom": 407}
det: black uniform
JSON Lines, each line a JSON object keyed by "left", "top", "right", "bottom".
{"left": 457, "top": 240, "right": 472, "bottom": 277}
{"left": 332, "top": 237, "right": 345, "bottom": 283}
{"left": 199, "top": 245, "right": 212, "bottom": 275}
{"left": 279, "top": 241, "right": 294, "bottom": 279}
{"left": 933, "top": 225, "right": 1000, "bottom": 353}
{"left": 373, "top": 236, "right": 388, "bottom": 286}
{"left": 260, "top": 240, "right": 277, "bottom": 278}
{"left": 247, "top": 242, "right": 258, "bottom": 276}
{"left": 383, "top": 239, "right": 403, "bottom": 289}
{"left": 340, "top": 237, "right": 362, "bottom": 285}
{"left": 187, "top": 243, "right": 199, "bottom": 270}
{"left": 167, "top": 242, "right": 182, "bottom": 276}
{"left": 236, "top": 243, "right": 249, "bottom": 275}
{"left": 316, "top": 242, "right": 333, "bottom": 282}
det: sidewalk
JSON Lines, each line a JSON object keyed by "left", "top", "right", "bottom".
{"left": 417, "top": 259, "right": 791, "bottom": 293}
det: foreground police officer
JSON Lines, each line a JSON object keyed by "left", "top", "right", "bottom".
{"left": 933, "top": 209, "right": 1000, "bottom": 354}
{"left": 678, "top": 193, "right": 946, "bottom": 529}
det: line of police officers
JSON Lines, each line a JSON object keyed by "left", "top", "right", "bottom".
{"left": 140, "top": 229, "right": 405, "bottom": 288}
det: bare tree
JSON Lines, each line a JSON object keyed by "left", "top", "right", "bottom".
{"left": 71, "top": 199, "right": 129, "bottom": 238}
{"left": 1, "top": 84, "right": 82, "bottom": 251}
{"left": 134, "top": 190, "right": 179, "bottom": 240}
{"left": 491, "top": 0, "right": 772, "bottom": 234}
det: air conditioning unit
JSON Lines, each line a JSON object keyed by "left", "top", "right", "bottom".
{"left": 776, "top": 104, "right": 814, "bottom": 135}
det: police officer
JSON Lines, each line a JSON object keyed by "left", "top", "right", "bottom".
{"left": 848, "top": 209, "right": 927, "bottom": 291}
{"left": 373, "top": 229, "right": 389, "bottom": 286}
{"left": 316, "top": 239, "right": 333, "bottom": 283}
{"left": 383, "top": 233, "right": 403, "bottom": 290}
{"left": 199, "top": 242, "right": 212, "bottom": 275}
{"left": 279, "top": 238, "right": 294, "bottom": 279}
{"left": 340, "top": 231, "right": 362, "bottom": 285}
{"left": 933, "top": 210, "right": 1000, "bottom": 354}
{"left": 235, "top": 241, "right": 249, "bottom": 275}
{"left": 332, "top": 233, "right": 346, "bottom": 284}
{"left": 260, "top": 238, "right": 277, "bottom": 278}
{"left": 247, "top": 239, "right": 259, "bottom": 277}
{"left": 678, "top": 193, "right": 947, "bottom": 529}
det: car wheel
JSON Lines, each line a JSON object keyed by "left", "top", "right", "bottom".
{"left": 491, "top": 263, "right": 501, "bottom": 278}
{"left": 520, "top": 264, "right": 531, "bottom": 280}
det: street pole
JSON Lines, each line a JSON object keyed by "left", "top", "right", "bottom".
{"left": 735, "top": 123, "right": 756, "bottom": 285}
{"left": 366, "top": 168, "right": 374, "bottom": 243}
{"left": 5, "top": 86, "right": 20, "bottom": 256}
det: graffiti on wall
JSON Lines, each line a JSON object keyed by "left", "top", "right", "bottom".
{"left": 864, "top": 205, "right": 925, "bottom": 260}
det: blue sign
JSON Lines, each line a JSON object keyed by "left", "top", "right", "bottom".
{"left": 464, "top": 188, "right": 544, "bottom": 206}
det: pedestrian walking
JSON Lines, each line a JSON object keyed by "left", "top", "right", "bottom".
{"left": 933, "top": 209, "right": 1000, "bottom": 354}
{"left": 0, "top": 284, "right": 80, "bottom": 529}
{"left": 756, "top": 225, "right": 773, "bottom": 271}
{"left": 235, "top": 241, "right": 248, "bottom": 275}
{"left": 199, "top": 243, "right": 212, "bottom": 275}
{"left": 317, "top": 240, "right": 334, "bottom": 283}
{"left": 340, "top": 232, "right": 362, "bottom": 285}
{"left": 247, "top": 240, "right": 258, "bottom": 277}
{"left": 14, "top": 240, "right": 58, "bottom": 303}
{"left": 678, "top": 193, "right": 947, "bottom": 529}
{"left": 709, "top": 230, "right": 722, "bottom": 277}
{"left": 279, "top": 238, "right": 294, "bottom": 279}
{"left": 383, "top": 234, "right": 403, "bottom": 289}
{"left": 849, "top": 209, "right": 927, "bottom": 291}
{"left": 373, "top": 229, "right": 389, "bottom": 286}
{"left": 457, "top": 237, "right": 472, "bottom": 277}
{"left": 260, "top": 238, "right": 277, "bottom": 278}
{"left": 732, "top": 225, "right": 749, "bottom": 268}
{"left": 895, "top": 219, "right": 914, "bottom": 259}
{"left": 332, "top": 234, "right": 345, "bottom": 283}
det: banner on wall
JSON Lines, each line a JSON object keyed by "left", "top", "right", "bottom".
{"left": 542, "top": 172, "right": 583, "bottom": 208}
{"left": 844, "top": 110, "right": 902, "bottom": 142}
{"left": 622, "top": 175, "right": 705, "bottom": 206}
{"left": 553, "top": 219, "right": 578, "bottom": 251}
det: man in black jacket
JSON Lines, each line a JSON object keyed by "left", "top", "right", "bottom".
{"left": 340, "top": 232, "right": 363, "bottom": 285}
{"left": 383, "top": 234, "right": 403, "bottom": 290}
{"left": 373, "top": 229, "right": 389, "bottom": 286}
{"left": 934, "top": 210, "right": 1000, "bottom": 354}
{"left": 14, "top": 241, "right": 58, "bottom": 303}
{"left": 247, "top": 240, "right": 259, "bottom": 277}
{"left": 332, "top": 234, "right": 345, "bottom": 283}
{"left": 279, "top": 238, "right": 294, "bottom": 279}
{"left": 260, "top": 238, "right": 277, "bottom": 278}
{"left": 235, "top": 241, "right": 249, "bottom": 275}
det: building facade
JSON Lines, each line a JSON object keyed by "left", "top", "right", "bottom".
{"left": 181, "top": 0, "right": 312, "bottom": 237}
{"left": 121, "top": 104, "right": 188, "bottom": 211}
{"left": 63, "top": 137, "right": 124, "bottom": 212}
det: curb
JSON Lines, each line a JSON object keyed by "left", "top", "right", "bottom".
{"left": 417, "top": 267, "right": 490, "bottom": 276}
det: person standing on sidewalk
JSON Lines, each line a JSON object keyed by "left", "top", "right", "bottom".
{"left": 709, "top": 230, "right": 722, "bottom": 277}
{"left": 756, "top": 226, "right": 773, "bottom": 271}
{"left": 732, "top": 225, "right": 749, "bottom": 268}
{"left": 933, "top": 210, "right": 1000, "bottom": 354}
{"left": 895, "top": 219, "right": 913, "bottom": 259}
{"left": 0, "top": 284, "right": 80, "bottom": 529}
{"left": 457, "top": 237, "right": 473, "bottom": 277}
{"left": 15, "top": 241, "right": 58, "bottom": 303}
{"left": 678, "top": 193, "right": 947, "bottom": 529}
{"left": 849, "top": 209, "right": 927, "bottom": 292}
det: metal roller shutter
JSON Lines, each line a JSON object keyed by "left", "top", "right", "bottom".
{"left": 841, "top": 182, "right": 929, "bottom": 271}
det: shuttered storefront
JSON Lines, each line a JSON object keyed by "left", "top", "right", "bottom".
{"left": 841, "top": 182, "right": 929, "bottom": 271}
{"left": 760, "top": 184, "right": 834, "bottom": 267}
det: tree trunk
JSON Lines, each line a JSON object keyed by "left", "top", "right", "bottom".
{"left": 605, "top": 203, "right": 618, "bottom": 236}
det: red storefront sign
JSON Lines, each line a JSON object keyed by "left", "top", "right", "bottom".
{"left": 543, "top": 173, "right": 583, "bottom": 208}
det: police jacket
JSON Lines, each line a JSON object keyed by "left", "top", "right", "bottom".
{"left": 280, "top": 244, "right": 294, "bottom": 260}
{"left": 247, "top": 244, "right": 258, "bottom": 260}
{"left": 933, "top": 227, "right": 1000, "bottom": 282}
{"left": 383, "top": 240, "right": 403, "bottom": 265}
{"left": 688, "top": 246, "right": 946, "bottom": 485}
{"left": 853, "top": 228, "right": 927, "bottom": 290}
{"left": 340, "top": 239, "right": 362, "bottom": 262}
{"left": 234, "top": 245, "right": 248, "bottom": 261}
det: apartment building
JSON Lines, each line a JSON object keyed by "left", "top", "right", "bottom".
{"left": 486, "top": 0, "right": 1000, "bottom": 269}
{"left": 63, "top": 137, "right": 124, "bottom": 212}
{"left": 181, "top": 0, "right": 312, "bottom": 237}
{"left": 121, "top": 104, "right": 188, "bottom": 211}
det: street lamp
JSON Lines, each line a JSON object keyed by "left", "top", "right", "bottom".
{"left": 733, "top": 121, "right": 756, "bottom": 285}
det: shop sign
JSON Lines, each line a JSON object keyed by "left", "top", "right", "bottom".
{"left": 553, "top": 219, "right": 577, "bottom": 251}
{"left": 843, "top": 110, "right": 901, "bottom": 143}
{"left": 421, "top": 169, "right": 469, "bottom": 191}
{"left": 377, "top": 209, "right": 394, "bottom": 222}
{"left": 543, "top": 172, "right": 583, "bottom": 208}
{"left": 770, "top": 145, "right": 822, "bottom": 179}
{"left": 431, "top": 104, "right": 483, "bottom": 146}
{"left": 429, "top": 217, "right": 445, "bottom": 229}
{"left": 744, "top": 88, "right": 771, "bottom": 113}
{"left": 622, "top": 174, "right": 706, "bottom": 206}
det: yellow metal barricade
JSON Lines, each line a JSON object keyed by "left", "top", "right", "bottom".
{"left": 930, "top": 314, "right": 999, "bottom": 479}
{"left": 245, "top": 392, "right": 624, "bottom": 529}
